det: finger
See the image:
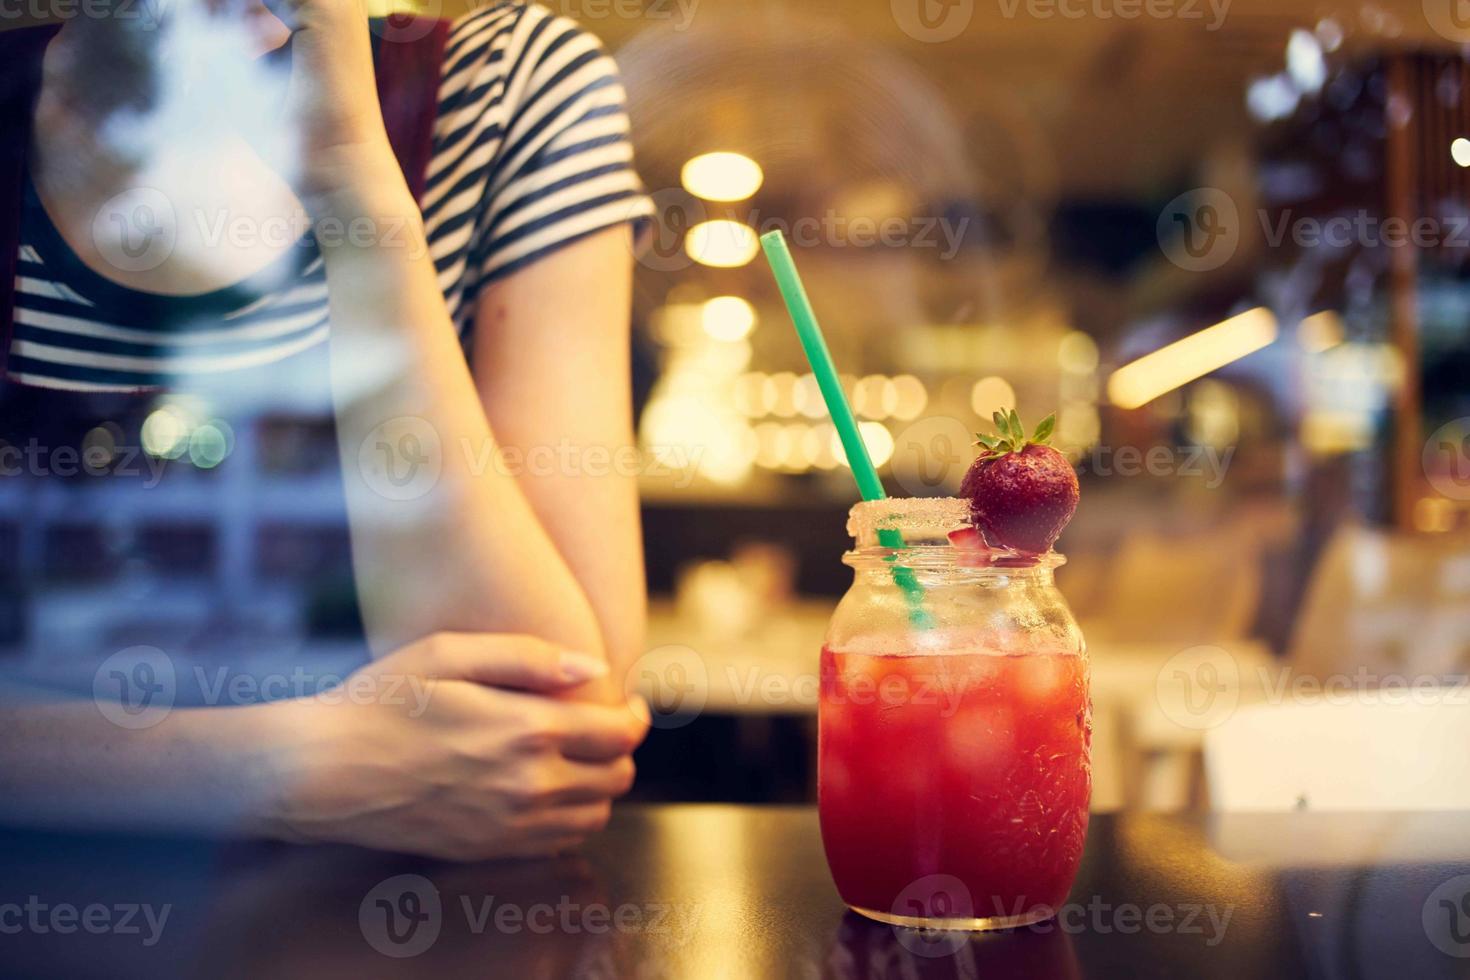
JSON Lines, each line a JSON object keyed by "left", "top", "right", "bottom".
{"left": 403, "top": 633, "right": 609, "bottom": 692}
{"left": 545, "top": 756, "right": 636, "bottom": 805}
{"left": 548, "top": 698, "right": 650, "bottom": 761}
{"left": 530, "top": 801, "right": 613, "bottom": 839}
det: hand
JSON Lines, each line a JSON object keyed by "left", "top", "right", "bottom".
{"left": 259, "top": 0, "right": 401, "bottom": 202}
{"left": 261, "top": 633, "right": 650, "bottom": 861}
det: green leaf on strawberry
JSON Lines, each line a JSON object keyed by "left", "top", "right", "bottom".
{"left": 973, "top": 409, "right": 1058, "bottom": 458}
{"left": 1032, "top": 413, "right": 1055, "bottom": 443}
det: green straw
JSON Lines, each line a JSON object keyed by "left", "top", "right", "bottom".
{"left": 759, "top": 230, "right": 931, "bottom": 628}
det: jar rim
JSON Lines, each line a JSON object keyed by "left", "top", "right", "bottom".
{"left": 842, "top": 546, "right": 1066, "bottom": 571}
{"left": 845, "top": 497, "right": 1065, "bottom": 571}
{"left": 846, "top": 497, "right": 970, "bottom": 543}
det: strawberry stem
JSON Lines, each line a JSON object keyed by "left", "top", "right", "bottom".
{"left": 973, "top": 410, "right": 1057, "bottom": 457}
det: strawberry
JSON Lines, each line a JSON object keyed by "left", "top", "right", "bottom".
{"left": 959, "top": 410, "right": 1079, "bottom": 555}
{"left": 947, "top": 526, "right": 987, "bottom": 550}
{"left": 947, "top": 526, "right": 990, "bottom": 567}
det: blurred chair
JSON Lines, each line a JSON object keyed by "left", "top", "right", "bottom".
{"left": 1288, "top": 524, "right": 1470, "bottom": 680}
{"left": 1204, "top": 697, "right": 1470, "bottom": 810}
{"left": 1081, "top": 527, "right": 1262, "bottom": 645}
{"left": 1079, "top": 522, "right": 1268, "bottom": 811}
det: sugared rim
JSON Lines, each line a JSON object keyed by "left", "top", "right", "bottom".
{"left": 842, "top": 547, "right": 1067, "bottom": 570}
{"left": 845, "top": 497, "right": 970, "bottom": 540}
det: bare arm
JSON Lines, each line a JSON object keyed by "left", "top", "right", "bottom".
{"left": 471, "top": 226, "right": 647, "bottom": 677}
{"left": 0, "top": 688, "right": 288, "bottom": 835}
{"left": 321, "top": 163, "right": 610, "bottom": 663}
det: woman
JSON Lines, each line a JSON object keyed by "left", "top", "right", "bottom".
{"left": 0, "top": 0, "right": 653, "bottom": 859}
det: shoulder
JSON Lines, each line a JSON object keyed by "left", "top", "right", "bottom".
{"left": 443, "top": 2, "right": 614, "bottom": 86}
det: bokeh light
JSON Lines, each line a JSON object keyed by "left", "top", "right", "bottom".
{"left": 685, "top": 220, "right": 759, "bottom": 267}
{"left": 141, "top": 408, "right": 188, "bottom": 460}
{"left": 701, "top": 296, "right": 757, "bottom": 342}
{"left": 680, "top": 152, "right": 764, "bottom": 201}
{"left": 970, "top": 376, "right": 1017, "bottom": 418}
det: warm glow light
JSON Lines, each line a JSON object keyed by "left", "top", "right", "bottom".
{"left": 795, "top": 374, "right": 827, "bottom": 419}
{"left": 1453, "top": 138, "right": 1470, "bottom": 168}
{"left": 970, "top": 376, "right": 1016, "bottom": 418}
{"left": 681, "top": 152, "right": 764, "bottom": 202}
{"left": 1107, "top": 308, "right": 1278, "bottom": 410}
{"left": 640, "top": 393, "right": 752, "bottom": 486}
{"left": 141, "top": 408, "right": 188, "bottom": 459}
{"left": 1413, "top": 497, "right": 1455, "bottom": 533}
{"left": 685, "top": 220, "right": 759, "bottom": 268}
{"left": 767, "top": 372, "right": 799, "bottom": 418}
{"left": 1185, "top": 380, "right": 1240, "bottom": 448}
{"left": 781, "top": 423, "right": 811, "bottom": 470}
{"left": 1058, "top": 332, "right": 1100, "bottom": 373}
{"left": 651, "top": 303, "right": 714, "bottom": 348}
{"left": 753, "top": 421, "right": 785, "bottom": 469}
{"left": 1301, "top": 410, "right": 1373, "bottom": 454}
{"left": 890, "top": 375, "right": 928, "bottom": 420}
{"left": 831, "top": 421, "right": 894, "bottom": 469}
{"left": 1298, "top": 310, "right": 1345, "bottom": 353}
{"left": 701, "top": 296, "right": 756, "bottom": 342}
{"left": 1057, "top": 403, "right": 1101, "bottom": 449}
{"left": 803, "top": 423, "right": 839, "bottom": 469}
{"left": 732, "top": 372, "right": 769, "bottom": 417}
{"left": 854, "top": 375, "right": 897, "bottom": 420}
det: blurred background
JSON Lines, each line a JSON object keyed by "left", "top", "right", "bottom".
{"left": 575, "top": 0, "right": 1470, "bottom": 810}
{"left": 4, "top": 0, "right": 1468, "bottom": 814}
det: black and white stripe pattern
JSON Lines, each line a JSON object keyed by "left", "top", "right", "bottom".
{"left": 9, "top": 2, "right": 651, "bottom": 393}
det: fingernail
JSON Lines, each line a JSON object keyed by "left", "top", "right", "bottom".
{"left": 628, "top": 695, "right": 651, "bottom": 725}
{"left": 558, "top": 652, "right": 608, "bottom": 683}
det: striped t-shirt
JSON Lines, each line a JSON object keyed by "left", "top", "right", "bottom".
{"left": 9, "top": 2, "right": 652, "bottom": 392}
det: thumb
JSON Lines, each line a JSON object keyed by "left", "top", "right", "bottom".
{"left": 388, "top": 633, "right": 609, "bottom": 692}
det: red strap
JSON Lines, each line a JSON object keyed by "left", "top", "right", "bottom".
{"left": 373, "top": 16, "right": 451, "bottom": 205}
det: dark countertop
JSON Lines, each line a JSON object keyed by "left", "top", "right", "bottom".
{"left": 2, "top": 807, "right": 1469, "bottom": 979}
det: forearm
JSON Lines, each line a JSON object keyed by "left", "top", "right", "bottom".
{"left": 315, "top": 154, "right": 605, "bottom": 660}
{"left": 0, "top": 689, "right": 290, "bottom": 836}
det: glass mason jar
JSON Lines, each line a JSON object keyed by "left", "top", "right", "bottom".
{"left": 818, "top": 498, "right": 1091, "bottom": 931}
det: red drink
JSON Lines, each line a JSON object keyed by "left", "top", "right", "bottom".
{"left": 819, "top": 646, "right": 1091, "bottom": 928}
